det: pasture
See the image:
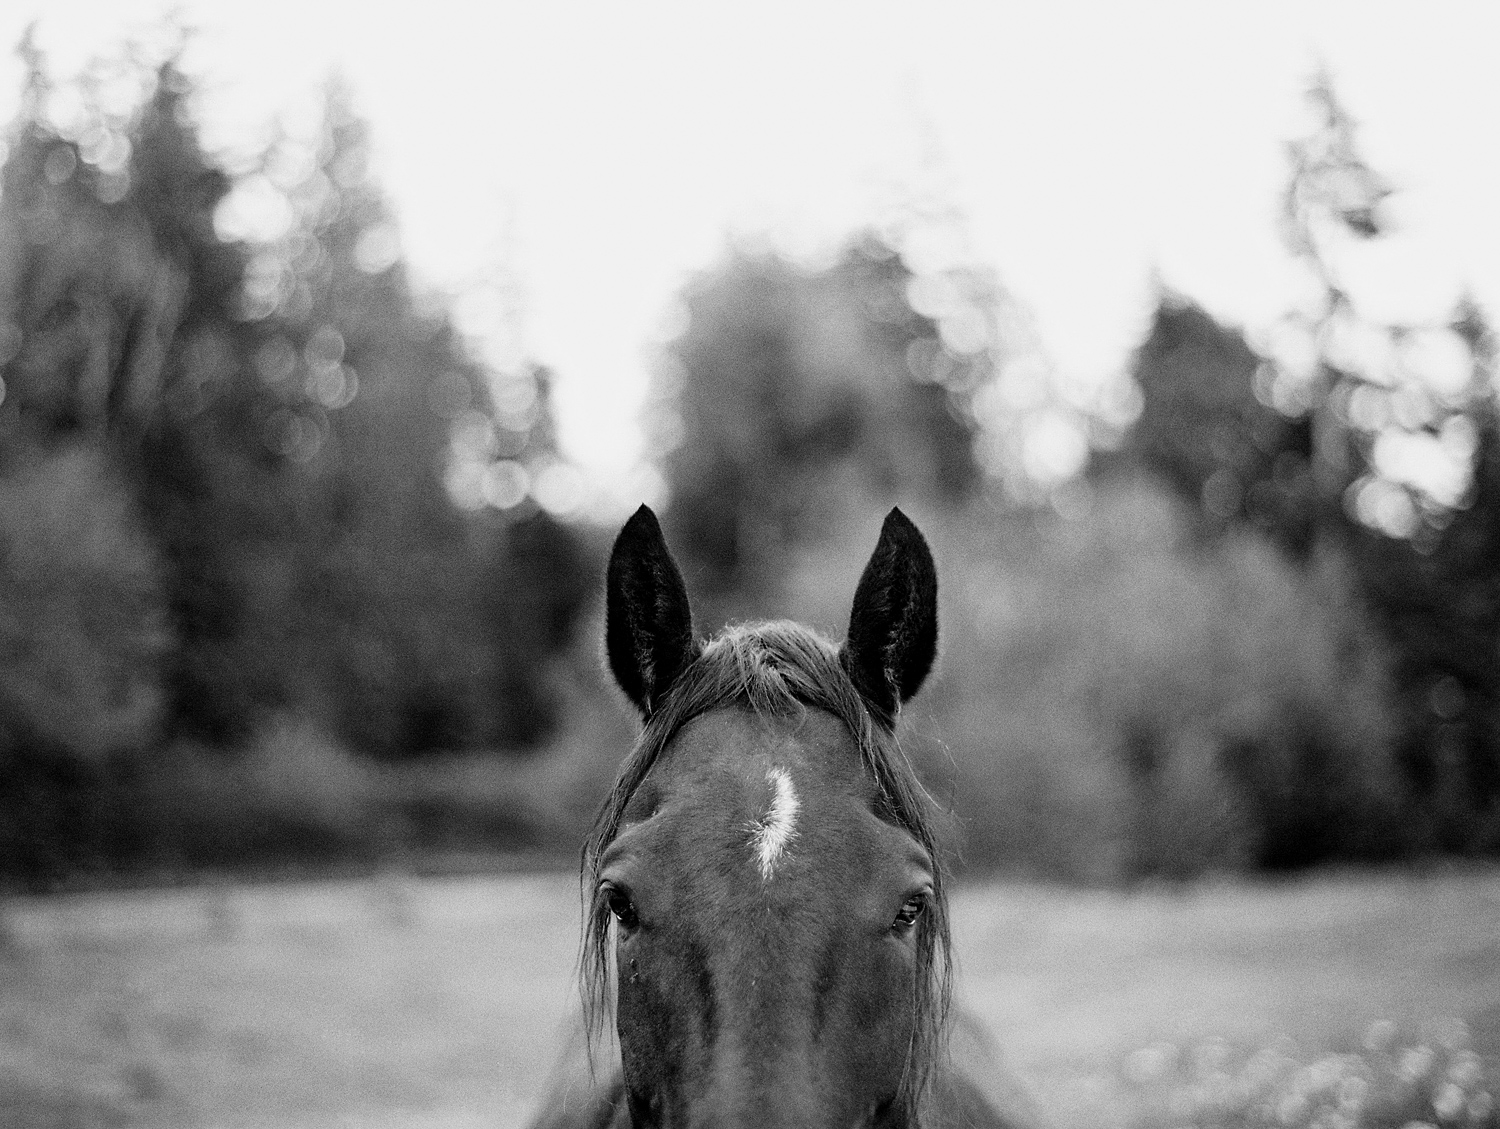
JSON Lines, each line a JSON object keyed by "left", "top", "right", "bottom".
{"left": 2, "top": 869, "right": 1498, "bottom": 1129}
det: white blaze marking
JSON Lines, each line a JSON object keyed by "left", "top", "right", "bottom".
{"left": 750, "top": 767, "right": 799, "bottom": 879}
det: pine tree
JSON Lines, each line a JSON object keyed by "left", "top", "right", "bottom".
{"left": 658, "top": 234, "right": 982, "bottom": 616}
{"left": 1, "top": 36, "right": 589, "bottom": 756}
{"left": 245, "top": 78, "right": 588, "bottom": 753}
{"left": 1120, "top": 72, "right": 1500, "bottom": 854}
{"left": 1121, "top": 292, "right": 1317, "bottom": 553}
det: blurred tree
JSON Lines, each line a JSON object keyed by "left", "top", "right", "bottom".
{"left": 0, "top": 33, "right": 309, "bottom": 743}
{"left": 0, "top": 32, "right": 189, "bottom": 778}
{"left": 0, "top": 34, "right": 591, "bottom": 764}
{"left": 1119, "top": 293, "right": 1318, "bottom": 554}
{"left": 247, "top": 80, "right": 590, "bottom": 753}
{"left": 243, "top": 81, "right": 488, "bottom": 755}
{"left": 0, "top": 38, "right": 182, "bottom": 439}
{"left": 1344, "top": 305, "right": 1500, "bottom": 851}
{"left": 0, "top": 446, "right": 169, "bottom": 759}
{"left": 1263, "top": 71, "right": 1483, "bottom": 541}
{"left": 1114, "top": 72, "right": 1500, "bottom": 855}
{"left": 129, "top": 56, "right": 292, "bottom": 742}
{"left": 1254, "top": 74, "right": 1500, "bottom": 851}
{"left": 657, "top": 234, "right": 981, "bottom": 616}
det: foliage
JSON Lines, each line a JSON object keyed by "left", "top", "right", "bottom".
{"left": 645, "top": 81, "right": 1456, "bottom": 877}
{"left": 1261, "top": 79, "right": 1500, "bottom": 853}
{"left": 0, "top": 663, "right": 630, "bottom": 892}
{"left": 0, "top": 443, "right": 169, "bottom": 762}
{"left": 1113, "top": 73, "right": 1500, "bottom": 861}
{"left": 1122, "top": 293, "right": 1500, "bottom": 858}
{"left": 894, "top": 486, "right": 1403, "bottom": 879}
{"left": 1347, "top": 374, "right": 1500, "bottom": 854}
{"left": 1119, "top": 296, "right": 1319, "bottom": 554}
{"left": 0, "top": 35, "right": 593, "bottom": 780}
{"left": 4, "top": 33, "right": 1499, "bottom": 885}
{"left": 656, "top": 235, "right": 982, "bottom": 619}
{"left": 0, "top": 441, "right": 173, "bottom": 888}
{"left": 1265, "top": 73, "right": 1487, "bottom": 542}
{"left": 0, "top": 31, "right": 601, "bottom": 884}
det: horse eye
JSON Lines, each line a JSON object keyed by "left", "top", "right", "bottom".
{"left": 893, "top": 895, "right": 926, "bottom": 930}
{"left": 605, "top": 888, "right": 639, "bottom": 929}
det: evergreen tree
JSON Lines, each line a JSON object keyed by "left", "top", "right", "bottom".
{"left": 1119, "top": 72, "right": 1500, "bottom": 854}
{"left": 1346, "top": 303, "right": 1500, "bottom": 850}
{"left": 1121, "top": 293, "right": 1317, "bottom": 554}
{"left": 1266, "top": 74, "right": 1500, "bottom": 848}
{"left": 0, "top": 35, "right": 589, "bottom": 758}
{"left": 658, "top": 234, "right": 981, "bottom": 617}
{"left": 249, "top": 79, "right": 588, "bottom": 753}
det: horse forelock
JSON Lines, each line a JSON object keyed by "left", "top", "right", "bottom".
{"left": 580, "top": 619, "right": 953, "bottom": 1122}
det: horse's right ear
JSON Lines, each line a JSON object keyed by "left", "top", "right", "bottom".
{"left": 605, "top": 505, "right": 698, "bottom": 719}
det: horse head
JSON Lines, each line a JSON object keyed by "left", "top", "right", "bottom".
{"left": 583, "top": 505, "right": 949, "bottom": 1129}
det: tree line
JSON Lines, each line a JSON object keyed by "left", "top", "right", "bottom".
{"left": 1, "top": 36, "right": 1494, "bottom": 884}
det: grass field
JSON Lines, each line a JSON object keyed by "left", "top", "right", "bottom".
{"left": 3, "top": 868, "right": 1498, "bottom": 1129}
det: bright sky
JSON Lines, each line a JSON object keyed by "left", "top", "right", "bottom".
{"left": 3, "top": 1, "right": 1499, "bottom": 504}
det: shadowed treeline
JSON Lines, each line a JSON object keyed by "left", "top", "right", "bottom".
{"left": 1, "top": 36, "right": 1496, "bottom": 888}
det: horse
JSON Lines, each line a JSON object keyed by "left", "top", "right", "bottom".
{"left": 528, "top": 505, "right": 1039, "bottom": 1129}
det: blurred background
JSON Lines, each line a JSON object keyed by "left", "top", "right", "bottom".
{"left": 1, "top": 3, "right": 1499, "bottom": 1128}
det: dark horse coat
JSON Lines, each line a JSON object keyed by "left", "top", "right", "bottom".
{"left": 528, "top": 507, "right": 1047, "bottom": 1129}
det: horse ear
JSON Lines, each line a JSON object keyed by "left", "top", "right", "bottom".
{"left": 606, "top": 505, "right": 697, "bottom": 718}
{"left": 840, "top": 508, "right": 938, "bottom": 727}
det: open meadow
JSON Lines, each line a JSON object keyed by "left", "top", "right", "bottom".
{"left": 3, "top": 868, "right": 1498, "bottom": 1129}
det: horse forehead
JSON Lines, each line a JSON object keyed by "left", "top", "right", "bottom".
{"left": 617, "top": 707, "right": 879, "bottom": 876}
{"left": 658, "top": 707, "right": 871, "bottom": 801}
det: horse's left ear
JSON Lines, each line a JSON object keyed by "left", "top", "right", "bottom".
{"left": 606, "top": 504, "right": 698, "bottom": 719}
{"left": 840, "top": 508, "right": 938, "bottom": 728}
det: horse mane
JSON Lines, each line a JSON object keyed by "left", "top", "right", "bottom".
{"left": 580, "top": 619, "right": 953, "bottom": 1122}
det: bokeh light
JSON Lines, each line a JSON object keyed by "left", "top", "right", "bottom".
{"left": 532, "top": 461, "right": 586, "bottom": 516}
{"left": 480, "top": 459, "right": 529, "bottom": 509}
{"left": 213, "top": 173, "right": 295, "bottom": 243}
{"left": 353, "top": 222, "right": 400, "bottom": 274}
